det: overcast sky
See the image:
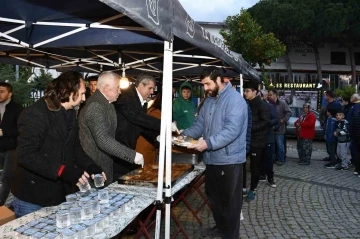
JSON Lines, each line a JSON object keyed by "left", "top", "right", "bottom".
{"left": 179, "top": 0, "right": 259, "bottom": 22}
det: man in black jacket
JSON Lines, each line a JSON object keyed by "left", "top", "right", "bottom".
{"left": 114, "top": 73, "right": 161, "bottom": 174}
{"left": 243, "top": 82, "right": 271, "bottom": 202}
{"left": 0, "top": 82, "right": 23, "bottom": 206}
{"left": 12, "top": 71, "right": 105, "bottom": 217}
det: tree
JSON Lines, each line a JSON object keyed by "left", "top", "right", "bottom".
{"left": 33, "top": 68, "right": 54, "bottom": 91}
{"left": 220, "top": 9, "right": 286, "bottom": 87}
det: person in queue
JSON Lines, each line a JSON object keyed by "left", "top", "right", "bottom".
{"left": 181, "top": 66, "right": 247, "bottom": 239}
{"left": 12, "top": 71, "right": 106, "bottom": 217}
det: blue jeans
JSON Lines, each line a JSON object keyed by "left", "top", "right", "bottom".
{"left": 13, "top": 197, "right": 42, "bottom": 218}
{"left": 275, "top": 134, "right": 285, "bottom": 163}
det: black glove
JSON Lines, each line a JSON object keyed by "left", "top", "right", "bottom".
{"left": 60, "top": 166, "right": 85, "bottom": 184}
{"left": 86, "top": 164, "right": 103, "bottom": 175}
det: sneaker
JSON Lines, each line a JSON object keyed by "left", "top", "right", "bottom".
{"left": 335, "top": 166, "right": 349, "bottom": 171}
{"left": 268, "top": 179, "right": 277, "bottom": 188}
{"left": 324, "top": 163, "right": 336, "bottom": 169}
{"left": 242, "top": 188, "right": 248, "bottom": 197}
{"left": 246, "top": 190, "right": 256, "bottom": 202}
{"left": 276, "top": 161, "right": 284, "bottom": 166}
{"left": 322, "top": 157, "right": 330, "bottom": 161}
{"left": 201, "top": 226, "right": 224, "bottom": 237}
{"left": 259, "top": 175, "right": 267, "bottom": 181}
{"left": 354, "top": 171, "right": 359, "bottom": 175}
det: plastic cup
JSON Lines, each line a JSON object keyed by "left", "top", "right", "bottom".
{"left": 94, "top": 174, "right": 104, "bottom": 188}
{"left": 98, "top": 190, "right": 109, "bottom": 204}
{"left": 80, "top": 203, "right": 94, "bottom": 221}
{"left": 78, "top": 181, "right": 91, "bottom": 192}
{"left": 69, "top": 207, "right": 81, "bottom": 225}
{"left": 65, "top": 194, "right": 78, "bottom": 202}
{"left": 56, "top": 210, "right": 70, "bottom": 228}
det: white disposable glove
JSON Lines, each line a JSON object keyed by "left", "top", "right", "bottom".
{"left": 339, "top": 131, "right": 346, "bottom": 135}
{"left": 172, "top": 122, "right": 179, "bottom": 133}
{"left": 156, "top": 135, "right": 160, "bottom": 142}
{"left": 134, "top": 152, "right": 144, "bottom": 168}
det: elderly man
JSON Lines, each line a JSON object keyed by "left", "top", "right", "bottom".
{"left": 79, "top": 71, "right": 144, "bottom": 183}
{"left": 182, "top": 66, "right": 247, "bottom": 239}
{"left": 268, "top": 89, "right": 292, "bottom": 165}
{"left": 12, "top": 71, "right": 104, "bottom": 217}
{"left": 114, "top": 73, "right": 160, "bottom": 173}
{"left": 0, "top": 82, "right": 23, "bottom": 206}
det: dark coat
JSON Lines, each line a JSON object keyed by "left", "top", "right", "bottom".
{"left": 115, "top": 85, "right": 160, "bottom": 149}
{"left": 0, "top": 100, "right": 23, "bottom": 152}
{"left": 12, "top": 98, "right": 95, "bottom": 207}
{"left": 350, "top": 111, "right": 360, "bottom": 143}
{"left": 248, "top": 95, "right": 271, "bottom": 148}
{"left": 266, "top": 101, "right": 280, "bottom": 144}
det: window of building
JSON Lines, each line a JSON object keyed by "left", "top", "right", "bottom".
{"left": 331, "top": 52, "right": 346, "bottom": 65}
{"left": 354, "top": 53, "right": 360, "bottom": 65}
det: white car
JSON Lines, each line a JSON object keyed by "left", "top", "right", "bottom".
{"left": 286, "top": 107, "right": 324, "bottom": 139}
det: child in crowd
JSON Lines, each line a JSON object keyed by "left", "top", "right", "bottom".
{"left": 324, "top": 110, "right": 338, "bottom": 168}
{"left": 333, "top": 110, "right": 350, "bottom": 170}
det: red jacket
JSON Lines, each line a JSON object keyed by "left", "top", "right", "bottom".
{"left": 294, "top": 111, "right": 316, "bottom": 139}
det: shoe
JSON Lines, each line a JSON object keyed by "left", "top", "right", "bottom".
{"left": 276, "top": 161, "right": 284, "bottom": 166}
{"left": 268, "top": 179, "right": 277, "bottom": 188}
{"left": 200, "top": 226, "right": 224, "bottom": 237}
{"left": 242, "top": 188, "right": 248, "bottom": 197}
{"left": 322, "top": 157, "right": 330, "bottom": 161}
{"left": 324, "top": 163, "right": 336, "bottom": 169}
{"left": 259, "top": 175, "right": 267, "bottom": 181}
{"left": 246, "top": 190, "right": 256, "bottom": 202}
{"left": 348, "top": 162, "right": 353, "bottom": 167}
{"left": 335, "top": 166, "right": 349, "bottom": 171}
{"left": 354, "top": 171, "right": 359, "bottom": 175}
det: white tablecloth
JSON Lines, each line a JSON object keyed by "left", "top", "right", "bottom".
{"left": 0, "top": 165, "right": 205, "bottom": 238}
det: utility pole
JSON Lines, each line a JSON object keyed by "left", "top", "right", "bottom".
{"left": 15, "top": 65, "right": 19, "bottom": 81}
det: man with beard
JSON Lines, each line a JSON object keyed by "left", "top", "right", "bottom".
{"left": 12, "top": 71, "right": 105, "bottom": 217}
{"left": 182, "top": 66, "right": 247, "bottom": 239}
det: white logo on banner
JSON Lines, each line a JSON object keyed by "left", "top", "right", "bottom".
{"left": 200, "top": 26, "right": 239, "bottom": 62}
{"left": 146, "top": 0, "right": 159, "bottom": 25}
{"left": 185, "top": 15, "right": 195, "bottom": 38}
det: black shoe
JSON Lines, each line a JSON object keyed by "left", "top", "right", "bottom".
{"left": 324, "top": 163, "right": 336, "bottom": 169}
{"left": 268, "top": 178, "right": 277, "bottom": 188}
{"left": 201, "top": 226, "right": 224, "bottom": 237}
{"left": 335, "top": 166, "right": 349, "bottom": 171}
{"left": 259, "top": 175, "right": 267, "bottom": 181}
{"left": 322, "top": 157, "right": 330, "bottom": 161}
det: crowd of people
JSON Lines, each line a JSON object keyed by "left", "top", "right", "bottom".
{"left": 0, "top": 67, "right": 360, "bottom": 239}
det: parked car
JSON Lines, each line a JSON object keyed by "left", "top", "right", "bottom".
{"left": 286, "top": 107, "right": 324, "bottom": 139}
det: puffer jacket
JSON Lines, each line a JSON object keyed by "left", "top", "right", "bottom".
{"left": 325, "top": 117, "right": 337, "bottom": 143}
{"left": 183, "top": 83, "right": 248, "bottom": 165}
{"left": 248, "top": 95, "right": 271, "bottom": 148}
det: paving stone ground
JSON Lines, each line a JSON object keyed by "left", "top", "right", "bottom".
{"left": 2, "top": 139, "right": 360, "bottom": 238}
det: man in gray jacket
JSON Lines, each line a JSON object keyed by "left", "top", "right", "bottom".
{"left": 183, "top": 66, "right": 247, "bottom": 239}
{"left": 79, "top": 71, "right": 144, "bottom": 184}
{"left": 268, "top": 89, "right": 292, "bottom": 165}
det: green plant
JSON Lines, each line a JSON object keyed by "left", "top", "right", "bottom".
{"left": 335, "top": 85, "right": 356, "bottom": 98}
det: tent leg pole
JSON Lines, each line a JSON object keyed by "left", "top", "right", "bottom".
{"left": 164, "top": 40, "right": 173, "bottom": 239}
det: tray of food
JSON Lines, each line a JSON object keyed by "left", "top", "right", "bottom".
{"left": 172, "top": 137, "right": 198, "bottom": 148}
{"left": 117, "top": 163, "right": 193, "bottom": 187}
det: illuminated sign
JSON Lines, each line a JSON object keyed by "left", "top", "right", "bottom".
{"left": 275, "top": 83, "right": 317, "bottom": 89}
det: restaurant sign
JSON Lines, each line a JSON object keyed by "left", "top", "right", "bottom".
{"left": 275, "top": 83, "right": 317, "bottom": 89}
